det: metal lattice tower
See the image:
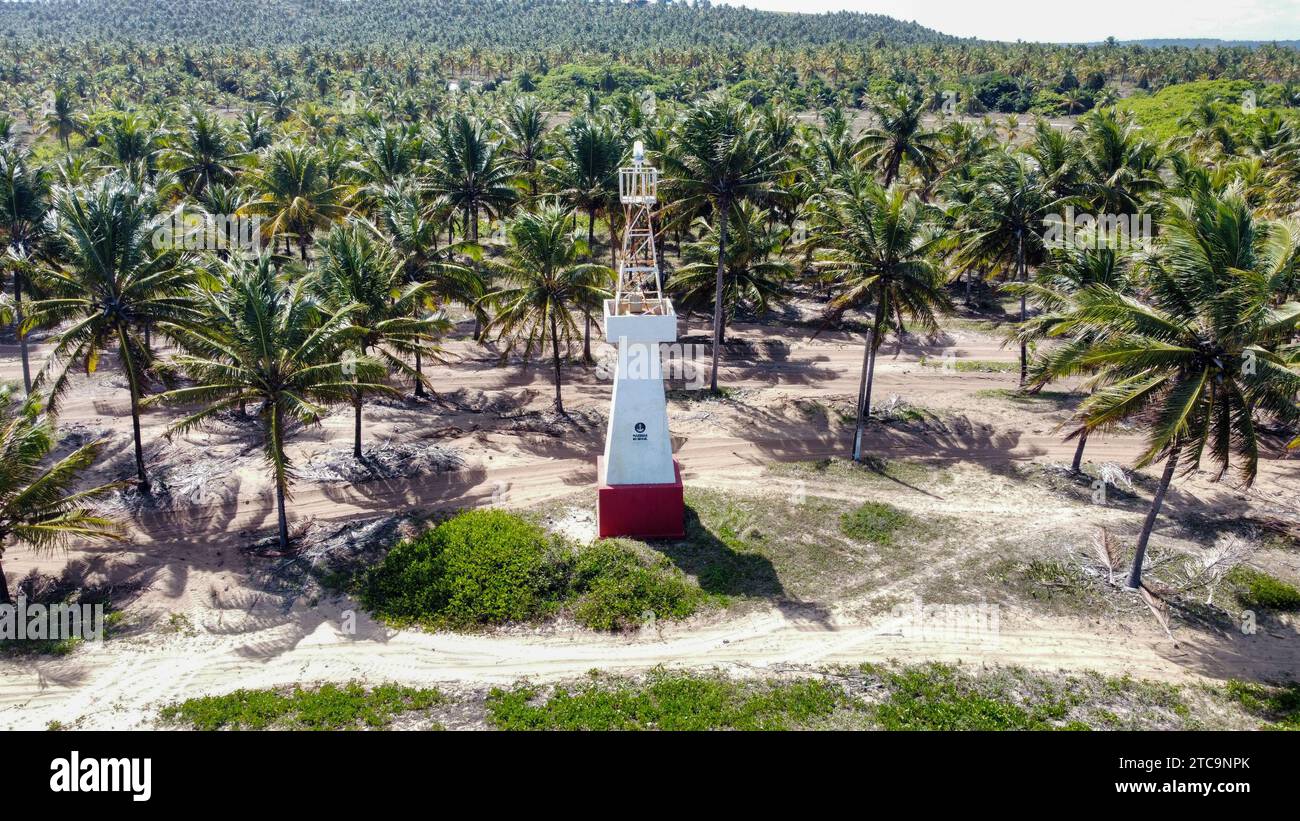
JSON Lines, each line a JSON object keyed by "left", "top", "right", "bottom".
{"left": 613, "top": 141, "right": 663, "bottom": 313}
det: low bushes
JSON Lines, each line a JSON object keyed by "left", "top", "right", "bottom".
{"left": 360, "top": 510, "right": 705, "bottom": 631}
{"left": 1226, "top": 566, "right": 1300, "bottom": 611}
{"left": 159, "top": 682, "right": 445, "bottom": 730}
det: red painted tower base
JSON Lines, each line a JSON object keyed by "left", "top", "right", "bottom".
{"left": 596, "top": 457, "right": 685, "bottom": 539}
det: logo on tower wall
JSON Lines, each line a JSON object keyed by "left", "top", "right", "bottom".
{"left": 632, "top": 422, "right": 647, "bottom": 441}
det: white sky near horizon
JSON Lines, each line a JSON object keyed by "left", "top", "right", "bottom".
{"left": 710, "top": 0, "right": 1300, "bottom": 43}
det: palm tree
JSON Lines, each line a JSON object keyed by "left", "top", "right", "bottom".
{"left": 855, "top": 88, "right": 943, "bottom": 186}
{"left": 43, "top": 87, "right": 82, "bottom": 152}
{"left": 1030, "top": 189, "right": 1300, "bottom": 590}
{"left": 807, "top": 180, "right": 950, "bottom": 461}
{"left": 313, "top": 221, "right": 449, "bottom": 456}
{"left": 1012, "top": 247, "right": 1136, "bottom": 472}
{"left": 662, "top": 96, "right": 780, "bottom": 392}
{"left": 27, "top": 180, "right": 201, "bottom": 491}
{"left": 165, "top": 106, "right": 242, "bottom": 197}
{"left": 502, "top": 96, "right": 549, "bottom": 198}
{"left": 546, "top": 114, "right": 625, "bottom": 361}
{"left": 0, "top": 389, "right": 122, "bottom": 605}
{"left": 376, "top": 184, "right": 482, "bottom": 394}
{"left": 147, "top": 255, "right": 386, "bottom": 550}
{"left": 428, "top": 113, "right": 517, "bottom": 242}
{"left": 241, "top": 141, "right": 352, "bottom": 261}
{"left": 1072, "top": 108, "right": 1163, "bottom": 215}
{"left": 93, "top": 112, "right": 163, "bottom": 182}
{"left": 480, "top": 207, "right": 612, "bottom": 413}
{"left": 955, "top": 151, "right": 1060, "bottom": 385}
{"left": 667, "top": 202, "right": 793, "bottom": 335}
{"left": 0, "top": 143, "right": 50, "bottom": 394}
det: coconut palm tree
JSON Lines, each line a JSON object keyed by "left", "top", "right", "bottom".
{"left": 43, "top": 87, "right": 82, "bottom": 152}
{"left": 480, "top": 207, "right": 612, "bottom": 413}
{"left": 855, "top": 87, "right": 943, "bottom": 187}
{"left": 26, "top": 179, "right": 201, "bottom": 491}
{"left": 662, "top": 96, "right": 780, "bottom": 392}
{"left": 241, "top": 141, "right": 353, "bottom": 261}
{"left": 667, "top": 202, "right": 793, "bottom": 335}
{"left": 376, "top": 184, "right": 483, "bottom": 394}
{"left": 546, "top": 114, "right": 626, "bottom": 361}
{"left": 955, "top": 150, "right": 1061, "bottom": 385}
{"left": 0, "top": 143, "right": 50, "bottom": 394}
{"left": 0, "top": 389, "right": 122, "bottom": 605}
{"left": 147, "top": 255, "right": 386, "bottom": 550}
{"left": 807, "top": 179, "right": 950, "bottom": 461}
{"left": 1012, "top": 246, "right": 1137, "bottom": 472}
{"left": 312, "top": 220, "right": 450, "bottom": 455}
{"left": 165, "top": 106, "right": 243, "bottom": 197}
{"left": 428, "top": 112, "right": 517, "bottom": 242}
{"left": 502, "top": 96, "right": 549, "bottom": 198}
{"left": 1030, "top": 188, "right": 1300, "bottom": 590}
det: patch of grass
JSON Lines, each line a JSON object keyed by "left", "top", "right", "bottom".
{"left": 158, "top": 682, "right": 446, "bottom": 730}
{"left": 868, "top": 663, "right": 1068, "bottom": 730}
{"left": 0, "top": 604, "right": 126, "bottom": 658}
{"left": 1223, "top": 680, "right": 1300, "bottom": 730}
{"left": 839, "top": 500, "right": 921, "bottom": 546}
{"left": 974, "top": 388, "right": 1079, "bottom": 404}
{"left": 920, "top": 356, "right": 1017, "bottom": 373}
{"left": 485, "top": 669, "right": 848, "bottom": 730}
{"left": 1226, "top": 566, "right": 1300, "bottom": 611}
{"left": 162, "top": 612, "right": 196, "bottom": 636}
{"left": 987, "top": 554, "right": 1107, "bottom": 613}
{"left": 768, "top": 455, "right": 945, "bottom": 489}
{"left": 861, "top": 663, "right": 1191, "bottom": 731}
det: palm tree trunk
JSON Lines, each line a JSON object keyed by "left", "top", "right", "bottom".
{"left": 0, "top": 557, "right": 10, "bottom": 605}
{"left": 353, "top": 389, "right": 363, "bottom": 458}
{"left": 709, "top": 200, "right": 729, "bottom": 393}
{"left": 414, "top": 349, "right": 426, "bottom": 397}
{"left": 852, "top": 300, "right": 886, "bottom": 462}
{"left": 583, "top": 315, "right": 593, "bottom": 365}
{"left": 549, "top": 309, "right": 564, "bottom": 413}
{"left": 13, "top": 271, "right": 31, "bottom": 394}
{"left": 1017, "top": 230, "right": 1027, "bottom": 386}
{"left": 117, "top": 327, "right": 149, "bottom": 491}
{"left": 275, "top": 474, "right": 290, "bottom": 551}
{"left": 1071, "top": 428, "right": 1089, "bottom": 473}
{"left": 1125, "top": 443, "right": 1181, "bottom": 591}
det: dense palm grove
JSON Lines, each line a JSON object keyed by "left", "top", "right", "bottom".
{"left": 0, "top": 2, "right": 1298, "bottom": 602}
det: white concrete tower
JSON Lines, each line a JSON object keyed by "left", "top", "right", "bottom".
{"left": 596, "top": 141, "right": 684, "bottom": 538}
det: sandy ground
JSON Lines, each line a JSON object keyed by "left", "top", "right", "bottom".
{"left": 1, "top": 306, "right": 1297, "bottom": 730}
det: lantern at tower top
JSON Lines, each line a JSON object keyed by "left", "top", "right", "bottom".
{"left": 610, "top": 140, "right": 665, "bottom": 315}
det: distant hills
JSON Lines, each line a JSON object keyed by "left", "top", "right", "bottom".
{"left": 0, "top": 0, "right": 955, "bottom": 49}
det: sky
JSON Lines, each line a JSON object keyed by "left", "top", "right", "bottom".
{"left": 711, "top": 0, "right": 1300, "bottom": 43}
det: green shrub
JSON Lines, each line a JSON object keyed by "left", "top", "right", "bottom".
{"left": 1227, "top": 566, "right": 1300, "bottom": 611}
{"left": 486, "top": 671, "right": 843, "bottom": 731}
{"left": 360, "top": 511, "right": 706, "bottom": 631}
{"left": 360, "top": 509, "right": 558, "bottom": 628}
{"left": 1224, "top": 680, "right": 1300, "bottom": 729}
{"left": 571, "top": 540, "right": 702, "bottom": 630}
{"left": 159, "top": 682, "right": 444, "bottom": 730}
{"left": 839, "top": 500, "right": 917, "bottom": 545}
{"left": 870, "top": 664, "right": 1067, "bottom": 730}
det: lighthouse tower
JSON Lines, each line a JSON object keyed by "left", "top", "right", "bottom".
{"left": 596, "top": 141, "right": 685, "bottom": 539}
